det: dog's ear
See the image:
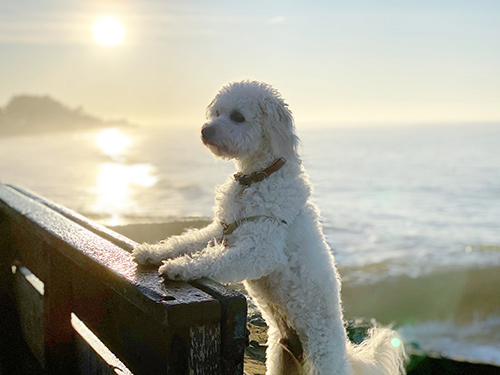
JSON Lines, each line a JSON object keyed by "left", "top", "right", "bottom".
{"left": 205, "top": 97, "right": 216, "bottom": 118}
{"left": 260, "top": 98, "right": 298, "bottom": 160}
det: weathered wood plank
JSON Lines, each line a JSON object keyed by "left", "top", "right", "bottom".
{"left": 8, "top": 185, "right": 137, "bottom": 251}
{"left": 43, "top": 254, "right": 77, "bottom": 373}
{"left": 189, "top": 324, "right": 222, "bottom": 374}
{"left": 0, "top": 304, "right": 44, "bottom": 375}
{"left": 11, "top": 265, "right": 45, "bottom": 366}
{"left": 0, "top": 185, "right": 220, "bottom": 325}
{"left": 0, "top": 210, "right": 14, "bottom": 302}
{"left": 70, "top": 267, "right": 216, "bottom": 375}
{"left": 192, "top": 278, "right": 247, "bottom": 375}
{"left": 0, "top": 212, "right": 44, "bottom": 375}
{"left": 11, "top": 262, "right": 136, "bottom": 375}
{"left": 72, "top": 313, "right": 133, "bottom": 375}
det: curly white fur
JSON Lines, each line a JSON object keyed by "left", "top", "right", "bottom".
{"left": 133, "top": 81, "right": 406, "bottom": 375}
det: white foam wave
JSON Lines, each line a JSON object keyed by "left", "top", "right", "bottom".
{"left": 399, "top": 316, "right": 500, "bottom": 366}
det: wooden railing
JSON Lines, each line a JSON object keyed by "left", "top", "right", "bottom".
{"left": 0, "top": 184, "right": 247, "bottom": 375}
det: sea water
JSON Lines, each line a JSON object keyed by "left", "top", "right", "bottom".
{"left": 1, "top": 123, "right": 499, "bottom": 363}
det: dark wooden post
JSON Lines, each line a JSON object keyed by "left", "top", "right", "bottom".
{"left": 0, "top": 212, "right": 14, "bottom": 304}
{"left": 43, "top": 255, "right": 77, "bottom": 373}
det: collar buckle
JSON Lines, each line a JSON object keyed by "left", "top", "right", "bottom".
{"left": 234, "top": 158, "right": 286, "bottom": 187}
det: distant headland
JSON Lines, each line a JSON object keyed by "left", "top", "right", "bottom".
{"left": 0, "top": 95, "right": 133, "bottom": 135}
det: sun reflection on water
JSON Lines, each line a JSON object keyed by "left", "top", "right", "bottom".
{"left": 95, "top": 127, "right": 131, "bottom": 161}
{"left": 92, "top": 128, "right": 158, "bottom": 225}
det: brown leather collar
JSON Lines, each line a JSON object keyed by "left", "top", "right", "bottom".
{"left": 234, "top": 158, "right": 286, "bottom": 187}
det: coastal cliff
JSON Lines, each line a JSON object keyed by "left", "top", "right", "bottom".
{"left": 0, "top": 95, "right": 131, "bottom": 135}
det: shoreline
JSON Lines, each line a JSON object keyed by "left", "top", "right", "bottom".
{"left": 110, "top": 218, "right": 211, "bottom": 244}
{"left": 110, "top": 221, "right": 500, "bottom": 322}
{"left": 110, "top": 220, "right": 500, "bottom": 320}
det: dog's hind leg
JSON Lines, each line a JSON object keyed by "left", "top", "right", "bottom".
{"left": 261, "top": 305, "right": 306, "bottom": 375}
{"left": 265, "top": 324, "right": 304, "bottom": 375}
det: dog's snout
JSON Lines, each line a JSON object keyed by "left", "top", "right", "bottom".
{"left": 202, "top": 126, "right": 216, "bottom": 141}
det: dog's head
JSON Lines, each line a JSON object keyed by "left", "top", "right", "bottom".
{"left": 201, "top": 81, "right": 298, "bottom": 161}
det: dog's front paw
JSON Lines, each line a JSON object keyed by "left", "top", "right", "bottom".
{"left": 159, "top": 261, "right": 183, "bottom": 280}
{"left": 132, "top": 242, "right": 167, "bottom": 266}
{"left": 159, "top": 257, "right": 200, "bottom": 281}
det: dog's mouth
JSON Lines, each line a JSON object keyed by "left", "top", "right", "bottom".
{"left": 202, "top": 137, "right": 232, "bottom": 157}
{"left": 201, "top": 136, "right": 217, "bottom": 149}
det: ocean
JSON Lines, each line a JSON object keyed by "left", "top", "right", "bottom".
{"left": 1, "top": 123, "right": 500, "bottom": 364}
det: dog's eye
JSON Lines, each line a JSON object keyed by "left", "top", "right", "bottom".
{"left": 230, "top": 111, "right": 245, "bottom": 123}
{"left": 215, "top": 110, "right": 220, "bottom": 117}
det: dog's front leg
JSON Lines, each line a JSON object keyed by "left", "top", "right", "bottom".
{"left": 133, "top": 220, "right": 222, "bottom": 266}
{"left": 159, "top": 220, "right": 288, "bottom": 282}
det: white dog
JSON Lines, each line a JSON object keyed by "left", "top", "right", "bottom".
{"left": 133, "top": 81, "right": 406, "bottom": 375}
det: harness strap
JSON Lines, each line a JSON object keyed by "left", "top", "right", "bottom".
{"left": 220, "top": 215, "right": 287, "bottom": 238}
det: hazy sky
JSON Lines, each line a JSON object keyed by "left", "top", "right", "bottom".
{"left": 1, "top": 0, "right": 499, "bottom": 127}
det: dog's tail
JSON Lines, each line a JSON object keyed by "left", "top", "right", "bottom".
{"left": 347, "top": 327, "right": 407, "bottom": 375}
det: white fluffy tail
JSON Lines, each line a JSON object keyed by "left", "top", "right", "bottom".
{"left": 347, "top": 327, "right": 407, "bottom": 375}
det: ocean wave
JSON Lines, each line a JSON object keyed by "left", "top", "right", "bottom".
{"left": 341, "top": 264, "right": 500, "bottom": 325}
{"left": 399, "top": 316, "right": 500, "bottom": 366}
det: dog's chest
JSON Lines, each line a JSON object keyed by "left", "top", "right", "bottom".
{"left": 225, "top": 192, "right": 245, "bottom": 218}
{"left": 226, "top": 187, "right": 250, "bottom": 217}
{"left": 216, "top": 183, "right": 267, "bottom": 223}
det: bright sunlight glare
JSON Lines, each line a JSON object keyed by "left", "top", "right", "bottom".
{"left": 92, "top": 16, "right": 125, "bottom": 46}
{"left": 95, "top": 128, "right": 131, "bottom": 160}
{"left": 93, "top": 162, "right": 158, "bottom": 226}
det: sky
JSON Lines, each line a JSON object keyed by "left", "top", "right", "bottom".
{"left": 1, "top": 0, "right": 499, "bottom": 128}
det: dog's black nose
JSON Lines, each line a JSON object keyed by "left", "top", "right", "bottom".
{"left": 202, "top": 126, "right": 216, "bottom": 141}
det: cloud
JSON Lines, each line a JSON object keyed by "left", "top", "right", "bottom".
{"left": 267, "top": 16, "right": 286, "bottom": 25}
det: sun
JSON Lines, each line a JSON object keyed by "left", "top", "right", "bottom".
{"left": 92, "top": 16, "right": 125, "bottom": 46}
